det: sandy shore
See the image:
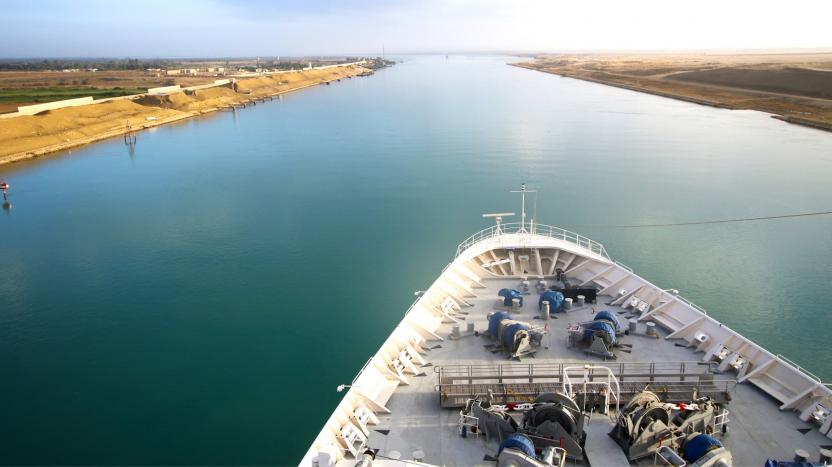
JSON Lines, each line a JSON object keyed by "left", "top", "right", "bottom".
{"left": 514, "top": 53, "right": 832, "bottom": 132}
{"left": 0, "top": 65, "right": 367, "bottom": 166}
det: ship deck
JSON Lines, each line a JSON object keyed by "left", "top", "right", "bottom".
{"left": 350, "top": 277, "right": 831, "bottom": 466}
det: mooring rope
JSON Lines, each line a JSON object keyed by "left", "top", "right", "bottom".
{"left": 574, "top": 210, "right": 832, "bottom": 229}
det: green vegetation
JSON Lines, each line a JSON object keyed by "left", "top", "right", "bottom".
{"left": 0, "top": 58, "right": 176, "bottom": 71}
{"left": 0, "top": 86, "right": 147, "bottom": 104}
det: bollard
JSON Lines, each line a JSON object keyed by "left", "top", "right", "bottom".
{"left": 819, "top": 448, "right": 832, "bottom": 463}
{"left": 629, "top": 319, "right": 638, "bottom": 334}
{"left": 564, "top": 298, "right": 573, "bottom": 310}
{"left": 467, "top": 321, "right": 475, "bottom": 333}
{"left": 413, "top": 450, "right": 425, "bottom": 462}
{"left": 645, "top": 322, "right": 657, "bottom": 337}
{"left": 794, "top": 449, "right": 810, "bottom": 462}
{"left": 541, "top": 301, "right": 550, "bottom": 320}
{"left": 451, "top": 325, "right": 461, "bottom": 339}
{"left": 512, "top": 297, "right": 521, "bottom": 311}
{"left": 576, "top": 295, "right": 585, "bottom": 307}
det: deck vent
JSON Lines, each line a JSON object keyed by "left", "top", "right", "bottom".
{"left": 695, "top": 332, "right": 710, "bottom": 344}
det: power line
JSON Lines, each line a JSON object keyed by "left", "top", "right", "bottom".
{"left": 574, "top": 210, "right": 832, "bottom": 229}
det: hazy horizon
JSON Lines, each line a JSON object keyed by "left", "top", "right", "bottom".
{"left": 2, "top": 0, "right": 831, "bottom": 58}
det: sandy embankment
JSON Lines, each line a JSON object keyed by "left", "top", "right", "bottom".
{"left": 514, "top": 54, "right": 832, "bottom": 132}
{"left": 0, "top": 65, "right": 366, "bottom": 166}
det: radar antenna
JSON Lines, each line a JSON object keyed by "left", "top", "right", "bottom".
{"left": 483, "top": 212, "right": 515, "bottom": 235}
{"left": 510, "top": 183, "right": 537, "bottom": 233}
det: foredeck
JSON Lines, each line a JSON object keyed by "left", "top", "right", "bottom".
{"left": 343, "top": 277, "right": 831, "bottom": 466}
{"left": 303, "top": 222, "right": 831, "bottom": 467}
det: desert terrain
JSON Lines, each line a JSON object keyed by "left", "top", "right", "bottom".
{"left": 515, "top": 53, "right": 832, "bottom": 131}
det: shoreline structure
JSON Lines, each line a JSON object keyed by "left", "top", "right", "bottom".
{"left": 0, "top": 62, "right": 370, "bottom": 166}
{"left": 512, "top": 60, "right": 832, "bottom": 133}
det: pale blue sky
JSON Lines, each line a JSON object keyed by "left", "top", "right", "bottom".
{"left": 2, "top": 0, "right": 831, "bottom": 58}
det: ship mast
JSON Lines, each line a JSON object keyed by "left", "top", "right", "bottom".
{"left": 511, "top": 183, "right": 537, "bottom": 233}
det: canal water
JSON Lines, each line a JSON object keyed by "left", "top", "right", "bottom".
{"left": 2, "top": 55, "right": 831, "bottom": 465}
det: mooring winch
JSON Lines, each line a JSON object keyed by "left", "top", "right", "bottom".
{"left": 609, "top": 390, "right": 731, "bottom": 464}
{"left": 486, "top": 311, "right": 546, "bottom": 359}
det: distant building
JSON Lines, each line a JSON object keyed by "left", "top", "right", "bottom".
{"left": 166, "top": 69, "right": 182, "bottom": 75}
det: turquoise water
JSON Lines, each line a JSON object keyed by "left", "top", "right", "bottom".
{"left": 1, "top": 56, "right": 831, "bottom": 465}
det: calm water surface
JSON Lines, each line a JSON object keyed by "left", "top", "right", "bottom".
{"left": 2, "top": 56, "right": 831, "bottom": 465}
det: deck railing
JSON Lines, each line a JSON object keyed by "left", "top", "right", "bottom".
{"left": 455, "top": 222, "right": 610, "bottom": 259}
{"left": 436, "top": 361, "right": 719, "bottom": 384}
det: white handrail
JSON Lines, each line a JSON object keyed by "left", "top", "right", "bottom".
{"left": 777, "top": 354, "right": 823, "bottom": 383}
{"left": 455, "top": 222, "right": 611, "bottom": 259}
{"left": 562, "top": 365, "right": 621, "bottom": 421}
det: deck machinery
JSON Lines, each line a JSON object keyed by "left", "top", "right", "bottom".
{"left": 460, "top": 391, "right": 586, "bottom": 464}
{"left": 486, "top": 311, "right": 546, "bottom": 359}
{"left": 567, "top": 310, "right": 630, "bottom": 359}
{"left": 609, "top": 390, "right": 732, "bottom": 465}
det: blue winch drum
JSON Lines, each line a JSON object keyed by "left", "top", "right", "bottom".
{"left": 539, "top": 290, "right": 565, "bottom": 312}
{"left": 499, "top": 288, "right": 523, "bottom": 306}
{"left": 488, "top": 311, "right": 510, "bottom": 337}
{"left": 584, "top": 320, "right": 617, "bottom": 345}
{"left": 683, "top": 434, "right": 722, "bottom": 462}
{"left": 497, "top": 433, "right": 536, "bottom": 458}
{"left": 593, "top": 310, "right": 622, "bottom": 331}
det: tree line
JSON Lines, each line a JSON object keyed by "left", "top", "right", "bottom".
{"left": 0, "top": 59, "right": 181, "bottom": 71}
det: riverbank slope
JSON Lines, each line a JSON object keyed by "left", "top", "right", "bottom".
{"left": 514, "top": 53, "right": 832, "bottom": 132}
{"left": 0, "top": 65, "right": 367, "bottom": 166}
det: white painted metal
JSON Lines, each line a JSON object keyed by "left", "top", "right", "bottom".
{"left": 562, "top": 365, "right": 621, "bottom": 421}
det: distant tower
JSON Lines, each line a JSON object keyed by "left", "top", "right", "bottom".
{"left": 382, "top": 44, "right": 385, "bottom": 61}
